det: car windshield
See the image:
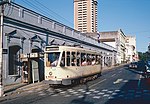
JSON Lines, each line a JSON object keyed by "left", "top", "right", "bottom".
{"left": 147, "top": 61, "right": 150, "bottom": 65}
{"left": 131, "top": 62, "right": 137, "bottom": 64}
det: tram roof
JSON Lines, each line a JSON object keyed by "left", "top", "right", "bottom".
{"left": 45, "top": 45, "right": 101, "bottom": 54}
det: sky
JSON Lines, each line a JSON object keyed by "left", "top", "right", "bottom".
{"left": 14, "top": 0, "right": 150, "bottom": 52}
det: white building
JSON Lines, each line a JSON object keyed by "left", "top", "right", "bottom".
{"left": 125, "top": 36, "right": 137, "bottom": 62}
{"left": 99, "top": 29, "right": 126, "bottom": 64}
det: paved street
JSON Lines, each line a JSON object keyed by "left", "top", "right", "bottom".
{"left": 1, "top": 65, "right": 150, "bottom": 104}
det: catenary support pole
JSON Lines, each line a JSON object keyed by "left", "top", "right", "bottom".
{"left": 0, "top": 2, "right": 4, "bottom": 97}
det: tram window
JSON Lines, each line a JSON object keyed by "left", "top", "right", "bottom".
{"left": 87, "top": 54, "right": 92, "bottom": 65}
{"left": 96, "top": 55, "right": 101, "bottom": 65}
{"left": 71, "top": 52, "right": 76, "bottom": 66}
{"left": 67, "top": 52, "right": 70, "bottom": 66}
{"left": 46, "top": 54, "right": 50, "bottom": 67}
{"left": 99, "top": 55, "right": 102, "bottom": 64}
{"left": 92, "top": 54, "right": 96, "bottom": 65}
{"left": 71, "top": 59, "right": 76, "bottom": 66}
{"left": 46, "top": 52, "right": 60, "bottom": 67}
{"left": 60, "top": 52, "right": 65, "bottom": 67}
{"left": 81, "top": 53, "right": 87, "bottom": 66}
{"left": 100, "top": 56, "right": 102, "bottom": 64}
{"left": 77, "top": 52, "right": 80, "bottom": 66}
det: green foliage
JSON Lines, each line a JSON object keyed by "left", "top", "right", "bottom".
{"left": 138, "top": 51, "right": 150, "bottom": 61}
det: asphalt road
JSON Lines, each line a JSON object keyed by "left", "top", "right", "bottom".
{"left": 2, "top": 64, "right": 150, "bottom": 104}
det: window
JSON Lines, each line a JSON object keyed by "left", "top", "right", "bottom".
{"left": 71, "top": 52, "right": 76, "bottom": 66}
{"left": 91, "top": 54, "right": 96, "bottom": 65}
{"left": 87, "top": 54, "right": 92, "bottom": 65}
{"left": 77, "top": 52, "right": 80, "bottom": 66}
{"left": 60, "top": 52, "right": 65, "bottom": 67}
{"left": 96, "top": 55, "right": 101, "bottom": 65}
{"left": 67, "top": 51, "right": 70, "bottom": 66}
{"left": 46, "top": 52, "right": 60, "bottom": 67}
{"left": 81, "top": 53, "right": 87, "bottom": 66}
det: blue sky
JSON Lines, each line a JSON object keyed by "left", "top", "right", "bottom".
{"left": 14, "top": 0, "right": 150, "bottom": 52}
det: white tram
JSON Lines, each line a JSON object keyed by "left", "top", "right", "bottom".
{"left": 44, "top": 45, "right": 102, "bottom": 85}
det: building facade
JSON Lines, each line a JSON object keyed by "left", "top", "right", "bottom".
{"left": 125, "top": 36, "right": 137, "bottom": 62}
{"left": 99, "top": 29, "right": 126, "bottom": 64}
{"left": 74, "top": 0, "right": 98, "bottom": 33}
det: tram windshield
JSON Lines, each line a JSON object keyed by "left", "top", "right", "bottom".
{"left": 46, "top": 52, "right": 60, "bottom": 67}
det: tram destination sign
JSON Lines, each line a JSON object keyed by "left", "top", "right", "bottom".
{"left": 45, "top": 47, "right": 59, "bottom": 51}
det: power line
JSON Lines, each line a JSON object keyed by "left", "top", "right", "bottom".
{"left": 124, "top": 30, "right": 150, "bottom": 36}
{"left": 21, "top": 0, "right": 60, "bottom": 22}
{"left": 17, "top": 0, "right": 73, "bottom": 27}
{"left": 33, "top": 0, "right": 74, "bottom": 27}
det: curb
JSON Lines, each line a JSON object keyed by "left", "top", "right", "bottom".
{"left": 0, "top": 82, "right": 50, "bottom": 102}
{"left": 103, "top": 63, "right": 128, "bottom": 71}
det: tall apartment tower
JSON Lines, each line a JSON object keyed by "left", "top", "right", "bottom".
{"left": 74, "top": 0, "right": 98, "bottom": 33}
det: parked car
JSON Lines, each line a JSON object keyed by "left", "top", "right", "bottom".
{"left": 144, "top": 61, "right": 150, "bottom": 78}
{"left": 129, "top": 62, "right": 138, "bottom": 69}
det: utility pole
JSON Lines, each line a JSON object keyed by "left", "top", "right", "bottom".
{"left": 0, "top": 0, "right": 10, "bottom": 97}
{"left": 0, "top": 0, "right": 4, "bottom": 97}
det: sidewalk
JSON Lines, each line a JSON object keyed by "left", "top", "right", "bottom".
{"left": 0, "top": 81, "right": 50, "bottom": 102}
{"left": 103, "top": 63, "right": 128, "bottom": 71}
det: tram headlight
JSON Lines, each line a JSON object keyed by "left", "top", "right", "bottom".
{"left": 49, "top": 72, "right": 52, "bottom": 75}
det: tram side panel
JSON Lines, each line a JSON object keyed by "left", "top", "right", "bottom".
{"left": 44, "top": 46, "right": 102, "bottom": 85}
{"left": 45, "top": 65, "right": 101, "bottom": 85}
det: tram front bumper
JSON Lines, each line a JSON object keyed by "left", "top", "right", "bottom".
{"left": 44, "top": 79, "right": 71, "bottom": 85}
{"left": 44, "top": 79, "right": 62, "bottom": 85}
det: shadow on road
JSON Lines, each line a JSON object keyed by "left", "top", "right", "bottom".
{"left": 126, "top": 68, "right": 143, "bottom": 75}
{"left": 125, "top": 67, "right": 148, "bottom": 78}
{"left": 105, "top": 78, "right": 150, "bottom": 104}
{"left": 70, "top": 83, "right": 94, "bottom": 104}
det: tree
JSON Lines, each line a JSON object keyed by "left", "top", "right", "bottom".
{"left": 138, "top": 51, "right": 150, "bottom": 61}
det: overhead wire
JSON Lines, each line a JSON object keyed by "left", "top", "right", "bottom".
{"left": 33, "top": 0, "right": 74, "bottom": 27}
{"left": 21, "top": 0, "right": 59, "bottom": 21}
{"left": 17, "top": 0, "right": 73, "bottom": 27}
{"left": 4, "top": 0, "right": 74, "bottom": 44}
{"left": 126, "top": 30, "right": 150, "bottom": 35}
